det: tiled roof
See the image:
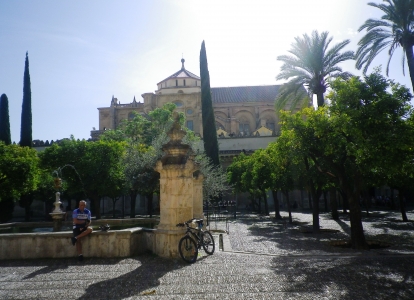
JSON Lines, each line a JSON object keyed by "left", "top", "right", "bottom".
{"left": 211, "top": 85, "right": 280, "bottom": 103}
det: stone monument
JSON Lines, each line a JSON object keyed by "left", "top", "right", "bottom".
{"left": 154, "top": 112, "right": 202, "bottom": 258}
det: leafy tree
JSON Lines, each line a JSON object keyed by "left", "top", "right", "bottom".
{"left": 200, "top": 40, "right": 220, "bottom": 166}
{"left": 276, "top": 30, "right": 354, "bottom": 108}
{"left": 20, "top": 52, "right": 32, "bottom": 147}
{"left": 249, "top": 149, "right": 272, "bottom": 216}
{"left": 328, "top": 70, "right": 414, "bottom": 222}
{"left": 0, "top": 142, "right": 40, "bottom": 222}
{"left": 227, "top": 154, "right": 263, "bottom": 213}
{"left": 102, "top": 104, "right": 177, "bottom": 217}
{"left": 0, "top": 94, "right": 11, "bottom": 145}
{"left": 39, "top": 138, "right": 126, "bottom": 219}
{"left": 355, "top": 0, "right": 414, "bottom": 90}
{"left": 282, "top": 70, "right": 413, "bottom": 249}
{"left": 266, "top": 134, "right": 305, "bottom": 223}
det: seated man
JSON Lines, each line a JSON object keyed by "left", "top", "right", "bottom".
{"left": 71, "top": 200, "right": 93, "bottom": 261}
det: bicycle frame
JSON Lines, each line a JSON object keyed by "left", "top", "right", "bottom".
{"left": 185, "top": 226, "right": 203, "bottom": 248}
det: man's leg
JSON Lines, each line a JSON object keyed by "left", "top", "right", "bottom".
{"left": 74, "top": 228, "right": 92, "bottom": 260}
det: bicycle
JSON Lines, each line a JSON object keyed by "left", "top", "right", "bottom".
{"left": 176, "top": 218, "right": 215, "bottom": 263}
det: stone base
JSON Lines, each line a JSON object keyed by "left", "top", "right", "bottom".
{"left": 153, "top": 228, "right": 186, "bottom": 259}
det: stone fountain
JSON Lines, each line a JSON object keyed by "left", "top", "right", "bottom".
{"left": 49, "top": 177, "right": 66, "bottom": 231}
{"left": 154, "top": 112, "right": 203, "bottom": 258}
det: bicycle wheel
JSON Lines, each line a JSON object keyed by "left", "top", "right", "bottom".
{"left": 201, "top": 231, "right": 215, "bottom": 255}
{"left": 178, "top": 236, "right": 198, "bottom": 263}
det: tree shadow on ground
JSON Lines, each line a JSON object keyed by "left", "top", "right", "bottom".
{"left": 270, "top": 255, "right": 414, "bottom": 299}
{"left": 0, "top": 258, "right": 74, "bottom": 280}
{"left": 229, "top": 213, "right": 353, "bottom": 255}
{"left": 77, "top": 254, "right": 186, "bottom": 299}
{"left": 229, "top": 211, "right": 414, "bottom": 254}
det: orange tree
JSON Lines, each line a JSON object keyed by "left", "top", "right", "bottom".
{"left": 39, "top": 138, "right": 126, "bottom": 219}
{"left": 283, "top": 70, "right": 413, "bottom": 249}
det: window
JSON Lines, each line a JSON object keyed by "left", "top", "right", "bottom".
{"left": 266, "top": 122, "right": 275, "bottom": 131}
{"left": 239, "top": 123, "right": 250, "bottom": 135}
{"left": 128, "top": 112, "right": 136, "bottom": 120}
{"left": 195, "top": 80, "right": 197, "bottom": 86}
{"left": 176, "top": 80, "right": 178, "bottom": 86}
{"left": 187, "top": 109, "right": 193, "bottom": 115}
{"left": 174, "top": 101, "right": 183, "bottom": 107}
{"left": 184, "top": 79, "right": 186, "bottom": 86}
{"left": 186, "top": 120, "right": 193, "bottom": 131}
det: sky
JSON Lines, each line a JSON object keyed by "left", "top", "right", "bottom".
{"left": 0, "top": 0, "right": 412, "bottom": 143}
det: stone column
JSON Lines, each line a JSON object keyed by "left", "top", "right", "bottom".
{"left": 154, "top": 112, "right": 200, "bottom": 258}
{"left": 193, "top": 171, "right": 204, "bottom": 220}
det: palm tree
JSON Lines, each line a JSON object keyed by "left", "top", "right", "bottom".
{"left": 276, "top": 30, "right": 354, "bottom": 108}
{"left": 355, "top": 0, "right": 414, "bottom": 91}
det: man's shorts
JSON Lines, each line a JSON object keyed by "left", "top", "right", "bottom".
{"left": 73, "top": 227, "right": 87, "bottom": 236}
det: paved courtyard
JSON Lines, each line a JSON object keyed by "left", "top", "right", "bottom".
{"left": 1, "top": 210, "right": 414, "bottom": 299}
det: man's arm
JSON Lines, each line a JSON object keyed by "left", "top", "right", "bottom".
{"left": 73, "top": 218, "right": 89, "bottom": 226}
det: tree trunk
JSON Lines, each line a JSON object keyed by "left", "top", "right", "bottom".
{"left": 283, "top": 190, "right": 292, "bottom": 224}
{"left": 303, "top": 156, "right": 319, "bottom": 231}
{"left": 129, "top": 190, "right": 138, "bottom": 218}
{"left": 339, "top": 190, "right": 348, "bottom": 213}
{"left": 312, "top": 189, "right": 320, "bottom": 233}
{"left": 308, "top": 191, "right": 312, "bottom": 209}
{"left": 404, "top": 44, "right": 414, "bottom": 92}
{"left": 329, "top": 188, "right": 339, "bottom": 220}
{"left": 323, "top": 190, "right": 328, "bottom": 212}
{"left": 398, "top": 189, "right": 408, "bottom": 222}
{"left": 347, "top": 190, "right": 368, "bottom": 249}
{"left": 316, "top": 92, "right": 325, "bottom": 107}
{"left": 262, "top": 190, "right": 269, "bottom": 216}
{"left": 272, "top": 190, "right": 282, "bottom": 219}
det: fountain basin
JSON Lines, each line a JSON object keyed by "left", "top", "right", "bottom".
{"left": 0, "top": 219, "right": 158, "bottom": 260}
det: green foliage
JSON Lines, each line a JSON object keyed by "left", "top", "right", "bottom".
{"left": 280, "top": 70, "right": 414, "bottom": 248}
{"left": 20, "top": 52, "right": 32, "bottom": 147}
{"left": 200, "top": 40, "right": 220, "bottom": 166}
{"left": 0, "top": 142, "right": 40, "bottom": 200}
{"left": 0, "top": 94, "right": 11, "bottom": 145}
{"left": 39, "top": 138, "right": 126, "bottom": 218}
{"left": 276, "top": 30, "right": 354, "bottom": 108}
{"left": 356, "top": 0, "right": 414, "bottom": 84}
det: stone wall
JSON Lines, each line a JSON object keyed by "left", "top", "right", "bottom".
{"left": 0, "top": 228, "right": 156, "bottom": 260}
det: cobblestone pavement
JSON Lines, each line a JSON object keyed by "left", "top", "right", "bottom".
{"left": 1, "top": 210, "right": 414, "bottom": 299}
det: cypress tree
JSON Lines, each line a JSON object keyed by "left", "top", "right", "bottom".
{"left": 20, "top": 52, "right": 32, "bottom": 147}
{"left": 200, "top": 41, "right": 220, "bottom": 166}
{"left": 0, "top": 94, "right": 12, "bottom": 145}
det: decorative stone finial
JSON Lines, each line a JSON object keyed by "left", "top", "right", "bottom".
{"left": 181, "top": 58, "right": 185, "bottom": 70}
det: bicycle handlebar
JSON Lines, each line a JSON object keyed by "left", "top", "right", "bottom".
{"left": 176, "top": 218, "right": 204, "bottom": 228}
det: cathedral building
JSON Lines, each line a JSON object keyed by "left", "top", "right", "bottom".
{"left": 92, "top": 59, "right": 302, "bottom": 167}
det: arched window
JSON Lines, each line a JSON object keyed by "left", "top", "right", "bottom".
{"left": 174, "top": 101, "right": 183, "bottom": 108}
{"left": 239, "top": 122, "right": 250, "bottom": 136}
{"left": 128, "top": 112, "right": 136, "bottom": 120}
{"left": 266, "top": 121, "right": 275, "bottom": 131}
